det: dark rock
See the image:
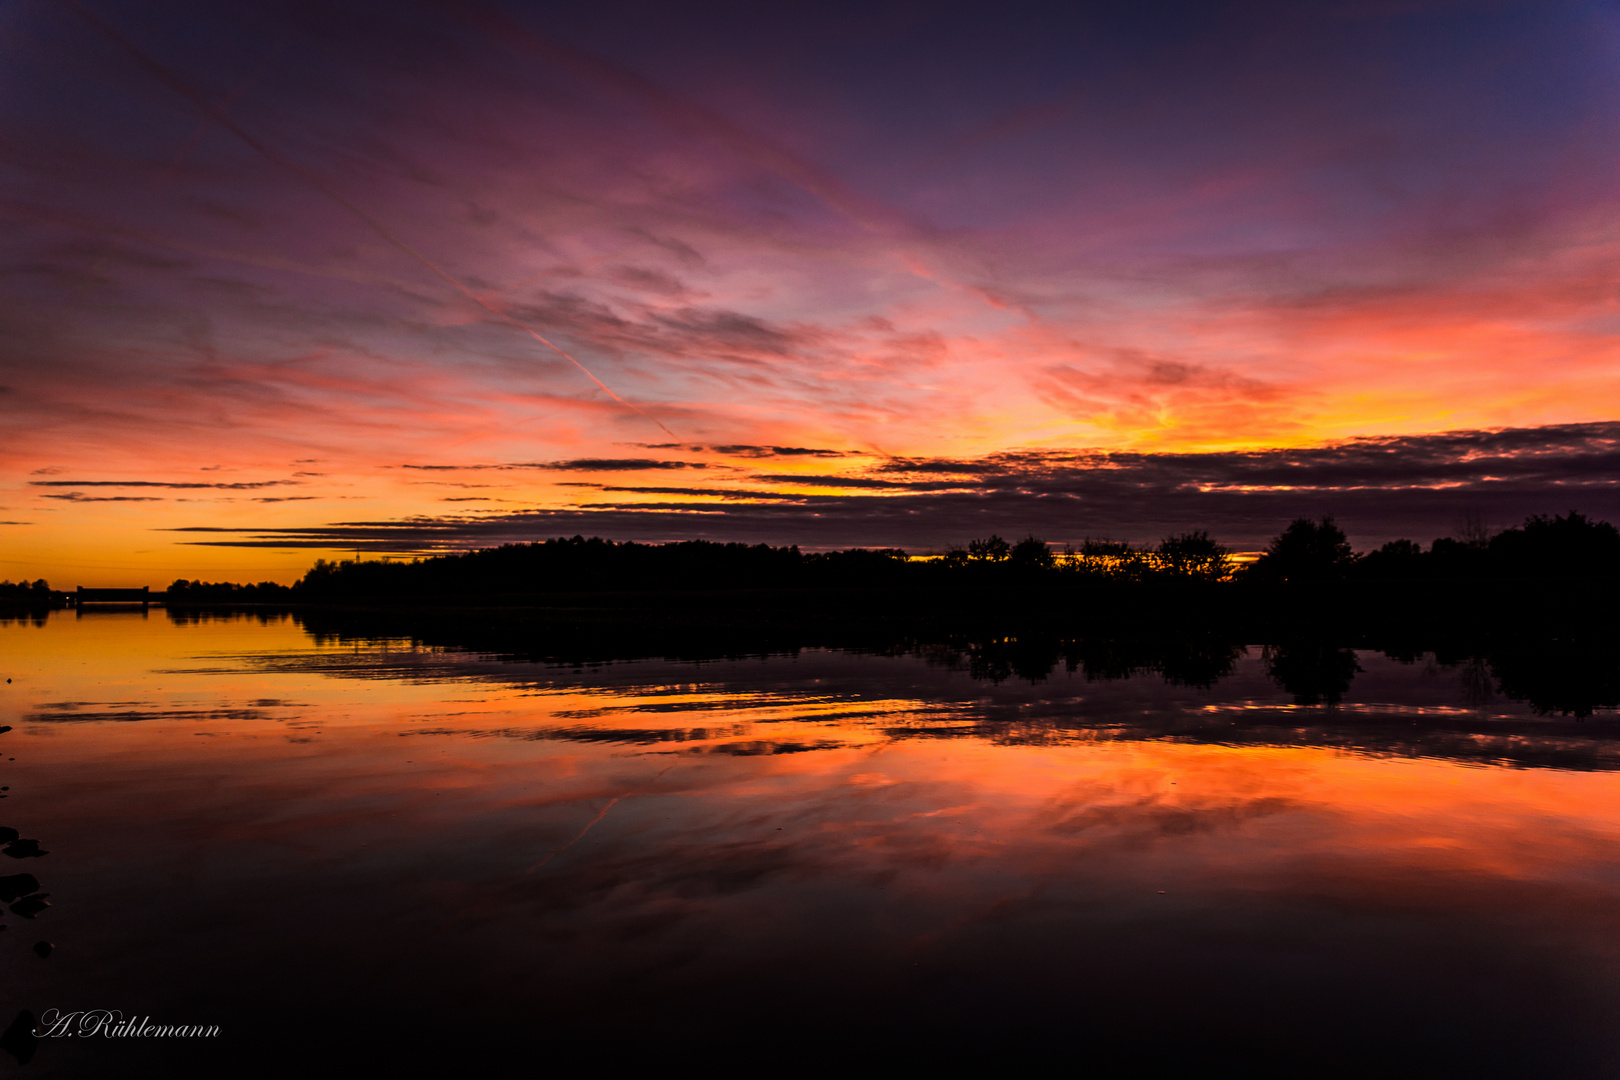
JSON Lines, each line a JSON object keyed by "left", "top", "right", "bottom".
{"left": 0, "top": 874, "right": 39, "bottom": 902}
{"left": 0, "top": 1010, "right": 35, "bottom": 1064}
{"left": 0, "top": 828, "right": 17, "bottom": 845}
{"left": 9, "top": 896, "right": 48, "bottom": 919}
{"left": 31, "top": 941, "right": 50, "bottom": 959}
{"left": 3, "top": 840, "right": 45, "bottom": 859}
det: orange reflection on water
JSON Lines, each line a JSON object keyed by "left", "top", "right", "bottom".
{"left": 5, "top": 611, "right": 1620, "bottom": 1072}
{"left": 4, "top": 612, "right": 1618, "bottom": 906}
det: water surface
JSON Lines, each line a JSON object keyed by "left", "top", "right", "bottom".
{"left": 3, "top": 610, "right": 1620, "bottom": 1076}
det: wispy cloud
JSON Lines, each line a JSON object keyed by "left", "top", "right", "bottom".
{"left": 5, "top": 1, "right": 1620, "bottom": 576}
{"left": 30, "top": 480, "right": 298, "bottom": 490}
{"left": 638, "top": 444, "right": 852, "bottom": 459}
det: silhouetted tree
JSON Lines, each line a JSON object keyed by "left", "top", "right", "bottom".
{"left": 967, "top": 535, "right": 1011, "bottom": 562}
{"left": 1424, "top": 536, "right": 1490, "bottom": 578}
{"left": 1455, "top": 509, "right": 1491, "bottom": 548}
{"left": 804, "top": 547, "right": 910, "bottom": 585}
{"left": 0, "top": 579, "right": 53, "bottom": 609}
{"left": 1009, "top": 535, "right": 1054, "bottom": 571}
{"left": 1156, "top": 531, "right": 1232, "bottom": 581}
{"left": 1066, "top": 539, "right": 1152, "bottom": 582}
{"left": 1247, "top": 517, "right": 1356, "bottom": 582}
{"left": 167, "top": 578, "right": 291, "bottom": 601}
{"left": 1355, "top": 538, "right": 1425, "bottom": 579}
{"left": 1488, "top": 512, "right": 1620, "bottom": 578}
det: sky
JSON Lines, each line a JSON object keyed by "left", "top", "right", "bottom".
{"left": 3, "top": 0, "right": 1620, "bottom": 585}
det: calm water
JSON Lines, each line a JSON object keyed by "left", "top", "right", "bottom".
{"left": 3, "top": 610, "right": 1620, "bottom": 1076}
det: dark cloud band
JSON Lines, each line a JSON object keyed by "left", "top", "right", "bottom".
{"left": 31, "top": 480, "right": 296, "bottom": 490}
{"left": 167, "top": 422, "right": 1620, "bottom": 554}
{"left": 398, "top": 460, "right": 710, "bottom": 472}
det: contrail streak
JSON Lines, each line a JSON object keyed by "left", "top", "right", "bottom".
{"left": 523, "top": 764, "right": 675, "bottom": 873}
{"left": 60, "top": 0, "right": 672, "bottom": 437}
{"left": 155, "top": 33, "right": 290, "bottom": 188}
{"left": 524, "top": 796, "right": 621, "bottom": 873}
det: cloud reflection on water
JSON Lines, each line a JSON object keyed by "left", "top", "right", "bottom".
{"left": 3, "top": 612, "right": 1620, "bottom": 1072}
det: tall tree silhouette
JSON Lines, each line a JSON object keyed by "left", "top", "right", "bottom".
{"left": 1156, "top": 531, "right": 1232, "bottom": 581}
{"left": 1489, "top": 512, "right": 1620, "bottom": 577}
{"left": 1248, "top": 517, "right": 1356, "bottom": 582}
{"left": 1009, "top": 535, "right": 1054, "bottom": 571}
{"left": 967, "top": 535, "right": 1011, "bottom": 562}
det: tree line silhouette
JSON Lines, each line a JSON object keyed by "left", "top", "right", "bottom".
{"left": 280, "top": 598, "right": 1620, "bottom": 721}
{"left": 165, "top": 579, "right": 303, "bottom": 603}
{"left": 0, "top": 581, "right": 50, "bottom": 602}
{"left": 1250, "top": 511, "right": 1620, "bottom": 582}
{"left": 10, "top": 511, "right": 1618, "bottom": 608}
{"left": 170, "top": 509, "right": 1614, "bottom": 600}
{"left": 0, "top": 580, "right": 52, "bottom": 618}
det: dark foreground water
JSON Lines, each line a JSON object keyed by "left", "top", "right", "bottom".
{"left": 3, "top": 609, "right": 1620, "bottom": 1077}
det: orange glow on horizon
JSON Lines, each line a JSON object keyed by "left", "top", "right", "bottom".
{"left": 6, "top": 3, "right": 1620, "bottom": 584}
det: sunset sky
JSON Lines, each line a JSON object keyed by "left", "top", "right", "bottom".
{"left": 4, "top": 0, "right": 1620, "bottom": 585}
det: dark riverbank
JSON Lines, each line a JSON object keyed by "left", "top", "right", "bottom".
{"left": 148, "top": 575, "right": 1620, "bottom": 723}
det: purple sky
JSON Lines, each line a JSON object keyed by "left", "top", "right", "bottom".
{"left": 3, "top": 1, "right": 1620, "bottom": 581}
